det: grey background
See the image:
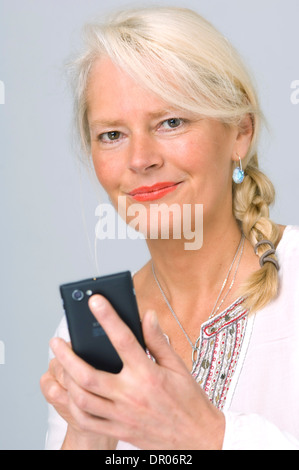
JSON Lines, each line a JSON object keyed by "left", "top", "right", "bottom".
{"left": 0, "top": 0, "right": 298, "bottom": 450}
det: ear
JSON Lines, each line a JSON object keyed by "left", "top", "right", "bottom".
{"left": 232, "top": 114, "right": 254, "bottom": 162}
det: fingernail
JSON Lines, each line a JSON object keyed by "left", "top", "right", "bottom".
{"left": 89, "top": 294, "right": 106, "bottom": 310}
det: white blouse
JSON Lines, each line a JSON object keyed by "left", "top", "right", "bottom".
{"left": 45, "top": 225, "right": 299, "bottom": 450}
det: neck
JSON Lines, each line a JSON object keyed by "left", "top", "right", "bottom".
{"left": 146, "top": 215, "right": 243, "bottom": 306}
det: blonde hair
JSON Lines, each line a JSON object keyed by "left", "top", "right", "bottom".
{"left": 68, "top": 6, "right": 280, "bottom": 313}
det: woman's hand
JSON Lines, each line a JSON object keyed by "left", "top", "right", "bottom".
{"left": 40, "top": 342, "right": 117, "bottom": 450}
{"left": 47, "top": 295, "right": 225, "bottom": 450}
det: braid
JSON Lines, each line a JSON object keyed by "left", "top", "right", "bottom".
{"left": 233, "top": 153, "right": 281, "bottom": 313}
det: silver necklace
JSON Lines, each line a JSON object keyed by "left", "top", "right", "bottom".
{"left": 151, "top": 233, "right": 245, "bottom": 367}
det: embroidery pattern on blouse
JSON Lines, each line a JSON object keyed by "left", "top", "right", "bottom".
{"left": 191, "top": 297, "right": 249, "bottom": 410}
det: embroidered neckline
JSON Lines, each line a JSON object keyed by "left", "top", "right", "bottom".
{"left": 191, "top": 296, "right": 249, "bottom": 409}
{"left": 200, "top": 296, "right": 246, "bottom": 337}
{"left": 146, "top": 296, "right": 250, "bottom": 410}
{"left": 145, "top": 293, "right": 250, "bottom": 409}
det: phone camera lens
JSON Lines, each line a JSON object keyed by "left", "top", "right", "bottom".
{"left": 72, "top": 289, "right": 84, "bottom": 301}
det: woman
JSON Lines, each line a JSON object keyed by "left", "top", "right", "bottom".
{"left": 40, "top": 7, "right": 299, "bottom": 450}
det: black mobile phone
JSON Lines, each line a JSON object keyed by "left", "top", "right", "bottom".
{"left": 59, "top": 271, "right": 146, "bottom": 373}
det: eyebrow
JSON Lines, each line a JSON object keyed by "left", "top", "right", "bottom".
{"left": 88, "top": 109, "right": 177, "bottom": 130}
{"left": 89, "top": 119, "right": 126, "bottom": 130}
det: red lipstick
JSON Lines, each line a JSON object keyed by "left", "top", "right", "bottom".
{"left": 128, "top": 182, "right": 181, "bottom": 201}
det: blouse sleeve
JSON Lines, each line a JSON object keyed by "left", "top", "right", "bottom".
{"left": 222, "top": 226, "right": 299, "bottom": 451}
{"left": 44, "top": 316, "right": 69, "bottom": 450}
{"left": 45, "top": 404, "right": 68, "bottom": 450}
{"left": 223, "top": 411, "right": 299, "bottom": 450}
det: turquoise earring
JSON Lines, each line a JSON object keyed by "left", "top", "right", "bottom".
{"left": 233, "top": 155, "right": 244, "bottom": 184}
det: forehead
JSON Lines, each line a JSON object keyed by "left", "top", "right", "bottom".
{"left": 86, "top": 57, "right": 174, "bottom": 122}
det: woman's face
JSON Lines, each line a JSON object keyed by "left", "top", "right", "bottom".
{"left": 87, "top": 57, "right": 249, "bottom": 238}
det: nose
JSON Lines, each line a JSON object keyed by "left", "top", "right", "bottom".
{"left": 127, "top": 133, "right": 164, "bottom": 174}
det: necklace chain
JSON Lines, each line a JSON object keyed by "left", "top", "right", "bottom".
{"left": 151, "top": 233, "right": 245, "bottom": 367}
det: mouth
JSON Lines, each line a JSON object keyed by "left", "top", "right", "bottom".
{"left": 128, "top": 182, "right": 182, "bottom": 202}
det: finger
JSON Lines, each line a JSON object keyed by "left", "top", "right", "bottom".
{"left": 88, "top": 295, "right": 147, "bottom": 368}
{"left": 49, "top": 358, "right": 67, "bottom": 390}
{"left": 49, "top": 342, "right": 74, "bottom": 389}
{"left": 40, "top": 369, "right": 69, "bottom": 410}
{"left": 67, "top": 398, "right": 118, "bottom": 439}
{"left": 66, "top": 374, "right": 115, "bottom": 421}
{"left": 50, "top": 337, "right": 116, "bottom": 398}
{"left": 142, "top": 310, "right": 187, "bottom": 373}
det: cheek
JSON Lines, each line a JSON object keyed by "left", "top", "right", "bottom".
{"left": 92, "top": 152, "right": 121, "bottom": 193}
{"left": 171, "top": 135, "right": 215, "bottom": 175}
{"left": 178, "top": 128, "right": 233, "bottom": 179}
{"left": 172, "top": 131, "right": 233, "bottom": 208}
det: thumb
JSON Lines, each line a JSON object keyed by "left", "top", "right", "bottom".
{"left": 142, "top": 310, "right": 187, "bottom": 373}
